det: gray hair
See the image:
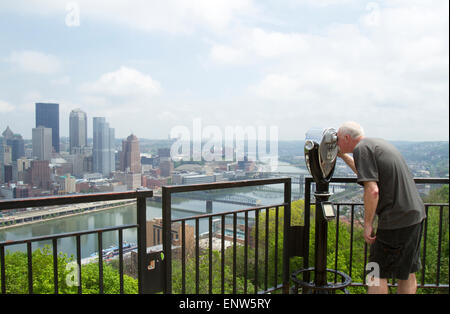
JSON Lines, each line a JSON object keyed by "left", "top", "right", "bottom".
{"left": 339, "top": 121, "right": 365, "bottom": 139}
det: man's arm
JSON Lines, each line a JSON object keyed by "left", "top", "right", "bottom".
{"left": 338, "top": 152, "right": 358, "bottom": 175}
{"left": 363, "top": 181, "right": 379, "bottom": 244}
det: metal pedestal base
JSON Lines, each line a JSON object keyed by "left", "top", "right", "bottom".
{"left": 291, "top": 267, "right": 351, "bottom": 294}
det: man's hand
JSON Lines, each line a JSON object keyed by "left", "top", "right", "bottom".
{"left": 364, "top": 224, "right": 376, "bottom": 244}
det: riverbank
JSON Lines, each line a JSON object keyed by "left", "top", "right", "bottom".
{"left": 0, "top": 199, "right": 137, "bottom": 230}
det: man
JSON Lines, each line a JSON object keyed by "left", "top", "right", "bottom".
{"left": 337, "top": 121, "right": 426, "bottom": 294}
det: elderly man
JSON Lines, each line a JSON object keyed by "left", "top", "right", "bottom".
{"left": 336, "top": 121, "right": 426, "bottom": 294}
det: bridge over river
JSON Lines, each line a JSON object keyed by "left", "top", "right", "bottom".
{"left": 150, "top": 173, "right": 307, "bottom": 215}
{"left": 152, "top": 192, "right": 260, "bottom": 207}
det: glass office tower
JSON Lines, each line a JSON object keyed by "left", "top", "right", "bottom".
{"left": 35, "top": 102, "right": 60, "bottom": 153}
{"left": 93, "top": 117, "right": 115, "bottom": 177}
{"left": 69, "top": 108, "right": 88, "bottom": 153}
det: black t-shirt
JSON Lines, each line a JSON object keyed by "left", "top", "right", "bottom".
{"left": 353, "top": 138, "right": 426, "bottom": 229}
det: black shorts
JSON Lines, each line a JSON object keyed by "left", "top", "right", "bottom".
{"left": 369, "top": 222, "right": 423, "bottom": 280}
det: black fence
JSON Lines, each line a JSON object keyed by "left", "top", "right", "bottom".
{"left": 0, "top": 177, "right": 448, "bottom": 294}
{"left": 161, "top": 178, "right": 293, "bottom": 294}
{"left": 0, "top": 190, "right": 152, "bottom": 294}
{"left": 304, "top": 177, "right": 449, "bottom": 292}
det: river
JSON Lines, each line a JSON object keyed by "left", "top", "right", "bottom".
{"left": 0, "top": 162, "right": 307, "bottom": 259}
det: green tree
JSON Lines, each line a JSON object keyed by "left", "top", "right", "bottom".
{"left": 172, "top": 250, "right": 254, "bottom": 294}
{"left": 0, "top": 245, "right": 138, "bottom": 294}
{"left": 419, "top": 185, "right": 449, "bottom": 294}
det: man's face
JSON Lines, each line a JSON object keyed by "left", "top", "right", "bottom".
{"left": 337, "top": 130, "right": 351, "bottom": 154}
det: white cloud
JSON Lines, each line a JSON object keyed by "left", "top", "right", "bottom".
{"left": 78, "top": 66, "right": 163, "bottom": 133}
{"left": 0, "top": 0, "right": 447, "bottom": 141}
{"left": 84, "top": 0, "right": 255, "bottom": 34}
{"left": 50, "top": 76, "right": 71, "bottom": 86}
{"left": 157, "top": 111, "right": 178, "bottom": 122}
{"left": 81, "top": 66, "right": 161, "bottom": 98}
{"left": 0, "top": 0, "right": 255, "bottom": 34}
{"left": 210, "top": 45, "right": 246, "bottom": 64}
{"left": 6, "top": 50, "right": 62, "bottom": 74}
{"left": 307, "top": 0, "right": 358, "bottom": 5}
{"left": 0, "top": 100, "right": 15, "bottom": 113}
{"left": 249, "top": 74, "right": 317, "bottom": 103}
{"left": 238, "top": 1, "right": 449, "bottom": 140}
{"left": 248, "top": 28, "right": 310, "bottom": 58}
{"left": 209, "top": 27, "right": 310, "bottom": 64}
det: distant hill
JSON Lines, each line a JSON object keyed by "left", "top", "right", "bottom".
{"left": 391, "top": 141, "right": 449, "bottom": 162}
{"left": 278, "top": 140, "right": 449, "bottom": 178}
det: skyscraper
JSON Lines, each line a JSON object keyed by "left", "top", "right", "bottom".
{"left": 35, "top": 102, "right": 60, "bottom": 153}
{"left": 0, "top": 136, "right": 7, "bottom": 166}
{"left": 69, "top": 109, "right": 87, "bottom": 153}
{"left": 32, "top": 126, "right": 52, "bottom": 161}
{"left": 2, "top": 126, "right": 25, "bottom": 163}
{"left": 120, "top": 134, "right": 141, "bottom": 173}
{"left": 0, "top": 136, "right": 7, "bottom": 183}
{"left": 93, "top": 117, "right": 115, "bottom": 177}
{"left": 158, "top": 148, "right": 173, "bottom": 177}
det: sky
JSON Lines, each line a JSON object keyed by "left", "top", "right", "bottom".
{"left": 0, "top": 0, "right": 448, "bottom": 141}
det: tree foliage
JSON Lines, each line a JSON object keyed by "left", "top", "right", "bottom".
{"left": 0, "top": 246, "right": 138, "bottom": 294}
{"left": 171, "top": 189, "right": 448, "bottom": 294}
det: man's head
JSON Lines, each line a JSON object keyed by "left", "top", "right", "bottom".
{"left": 337, "top": 121, "right": 365, "bottom": 154}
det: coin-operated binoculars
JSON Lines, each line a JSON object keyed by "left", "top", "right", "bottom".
{"left": 304, "top": 127, "right": 339, "bottom": 189}
{"left": 292, "top": 128, "right": 351, "bottom": 293}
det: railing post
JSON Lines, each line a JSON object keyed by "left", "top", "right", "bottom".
{"left": 162, "top": 187, "right": 172, "bottom": 294}
{"left": 314, "top": 182, "right": 330, "bottom": 290}
{"left": 303, "top": 177, "right": 312, "bottom": 293}
{"left": 136, "top": 195, "right": 147, "bottom": 294}
{"left": 282, "top": 178, "right": 292, "bottom": 294}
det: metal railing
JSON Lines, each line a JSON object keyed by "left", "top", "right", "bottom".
{"left": 161, "top": 178, "right": 293, "bottom": 294}
{"left": 0, "top": 190, "right": 153, "bottom": 294}
{"left": 0, "top": 177, "right": 447, "bottom": 294}
{"left": 304, "top": 177, "right": 449, "bottom": 292}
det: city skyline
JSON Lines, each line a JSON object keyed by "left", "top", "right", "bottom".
{"left": 0, "top": 1, "right": 448, "bottom": 141}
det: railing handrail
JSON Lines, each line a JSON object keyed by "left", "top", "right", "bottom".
{"left": 162, "top": 178, "right": 291, "bottom": 194}
{"left": 0, "top": 224, "right": 138, "bottom": 247}
{"left": 306, "top": 176, "right": 449, "bottom": 185}
{"left": 0, "top": 190, "right": 153, "bottom": 211}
